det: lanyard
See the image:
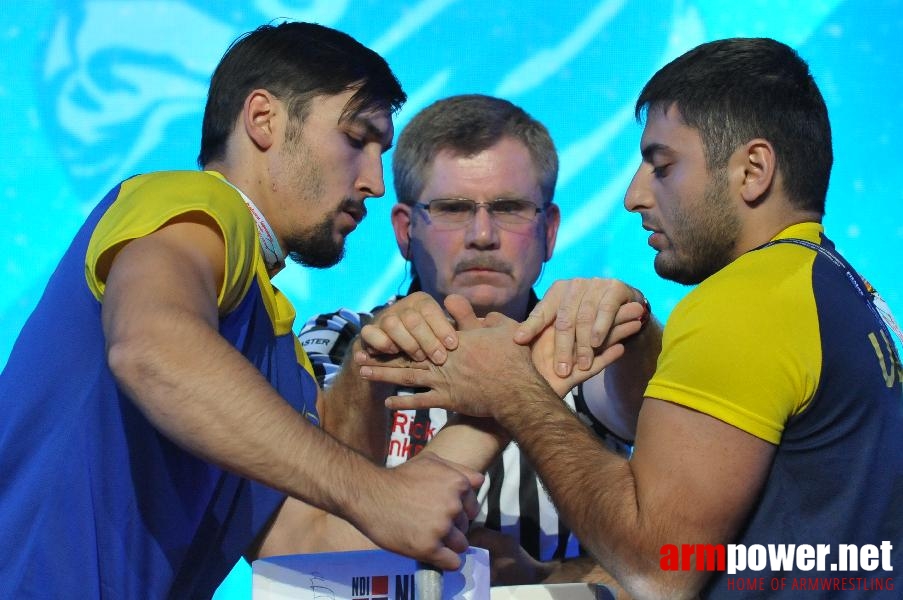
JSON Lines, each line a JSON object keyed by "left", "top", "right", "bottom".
{"left": 757, "top": 237, "right": 902, "bottom": 357}
{"left": 223, "top": 181, "right": 286, "bottom": 271}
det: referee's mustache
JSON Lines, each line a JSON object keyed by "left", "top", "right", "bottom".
{"left": 454, "top": 256, "right": 513, "bottom": 276}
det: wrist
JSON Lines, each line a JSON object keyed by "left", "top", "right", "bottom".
{"left": 494, "top": 373, "right": 560, "bottom": 429}
{"left": 340, "top": 459, "right": 385, "bottom": 528}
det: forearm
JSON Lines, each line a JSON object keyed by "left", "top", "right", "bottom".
{"left": 99, "top": 226, "right": 484, "bottom": 571}
{"left": 421, "top": 415, "right": 508, "bottom": 471}
{"left": 601, "top": 316, "right": 663, "bottom": 440}
{"left": 107, "top": 311, "right": 380, "bottom": 525}
{"left": 255, "top": 497, "right": 378, "bottom": 559}
{"left": 491, "top": 380, "right": 677, "bottom": 598}
{"left": 320, "top": 337, "right": 394, "bottom": 461}
{"left": 366, "top": 316, "right": 762, "bottom": 594}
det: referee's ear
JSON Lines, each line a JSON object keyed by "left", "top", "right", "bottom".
{"left": 542, "top": 202, "right": 561, "bottom": 262}
{"left": 391, "top": 202, "right": 414, "bottom": 260}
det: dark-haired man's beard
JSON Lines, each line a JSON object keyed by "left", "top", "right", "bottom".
{"left": 287, "top": 216, "right": 345, "bottom": 269}
{"left": 654, "top": 174, "right": 740, "bottom": 285}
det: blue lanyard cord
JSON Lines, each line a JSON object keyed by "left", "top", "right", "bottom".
{"left": 756, "top": 238, "right": 902, "bottom": 358}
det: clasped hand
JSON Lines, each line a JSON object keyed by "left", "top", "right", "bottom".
{"left": 356, "top": 279, "right": 648, "bottom": 416}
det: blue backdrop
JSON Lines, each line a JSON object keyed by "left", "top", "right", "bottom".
{"left": 1, "top": 1, "right": 900, "bottom": 597}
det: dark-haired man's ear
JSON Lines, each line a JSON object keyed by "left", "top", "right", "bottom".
{"left": 391, "top": 203, "right": 413, "bottom": 260}
{"left": 739, "top": 139, "right": 776, "bottom": 205}
{"left": 243, "top": 89, "right": 279, "bottom": 152}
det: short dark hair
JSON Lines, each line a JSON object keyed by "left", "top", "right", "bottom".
{"left": 393, "top": 94, "right": 558, "bottom": 206}
{"left": 635, "top": 37, "right": 832, "bottom": 214}
{"left": 198, "top": 21, "right": 405, "bottom": 167}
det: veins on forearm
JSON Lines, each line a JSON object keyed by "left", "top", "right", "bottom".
{"left": 493, "top": 388, "right": 651, "bottom": 583}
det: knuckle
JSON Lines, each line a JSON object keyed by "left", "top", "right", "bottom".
{"left": 400, "top": 310, "right": 424, "bottom": 329}
{"left": 415, "top": 295, "right": 436, "bottom": 311}
{"left": 590, "top": 324, "right": 607, "bottom": 342}
{"left": 359, "top": 326, "right": 384, "bottom": 347}
{"left": 382, "top": 313, "right": 401, "bottom": 329}
{"left": 400, "top": 370, "right": 419, "bottom": 387}
{"left": 575, "top": 306, "right": 596, "bottom": 324}
{"left": 528, "top": 306, "right": 548, "bottom": 323}
{"left": 590, "top": 277, "right": 609, "bottom": 295}
{"left": 599, "top": 300, "right": 621, "bottom": 313}
{"left": 555, "top": 309, "right": 575, "bottom": 330}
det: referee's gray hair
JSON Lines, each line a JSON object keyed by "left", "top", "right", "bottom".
{"left": 392, "top": 94, "right": 558, "bottom": 206}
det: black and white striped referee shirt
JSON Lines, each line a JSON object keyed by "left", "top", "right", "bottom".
{"left": 297, "top": 291, "right": 631, "bottom": 562}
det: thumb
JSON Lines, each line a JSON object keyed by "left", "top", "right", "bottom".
{"left": 483, "top": 311, "right": 511, "bottom": 327}
{"left": 445, "top": 294, "right": 482, "bottom": 330}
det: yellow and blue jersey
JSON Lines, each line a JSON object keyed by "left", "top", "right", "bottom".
{"left": 647, "top": 222, "right": 903, "bottom": 595}
{"left": 0, "top": 170, "right": 318, "bottom": 597}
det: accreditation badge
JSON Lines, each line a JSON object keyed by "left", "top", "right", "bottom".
{"left": 870, "top": 287, "right": 903, "bottom": 359}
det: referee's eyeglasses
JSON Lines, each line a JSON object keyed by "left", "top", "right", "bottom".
{"left": 414, "top": 198, "right": 545, "bottom": 232}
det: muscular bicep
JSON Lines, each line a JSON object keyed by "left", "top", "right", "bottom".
{"left": 102, "top": 216, "right": 227, "bottom": 341}
{"left": 631, "top": 398, "right": 775, "bottom": 547}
